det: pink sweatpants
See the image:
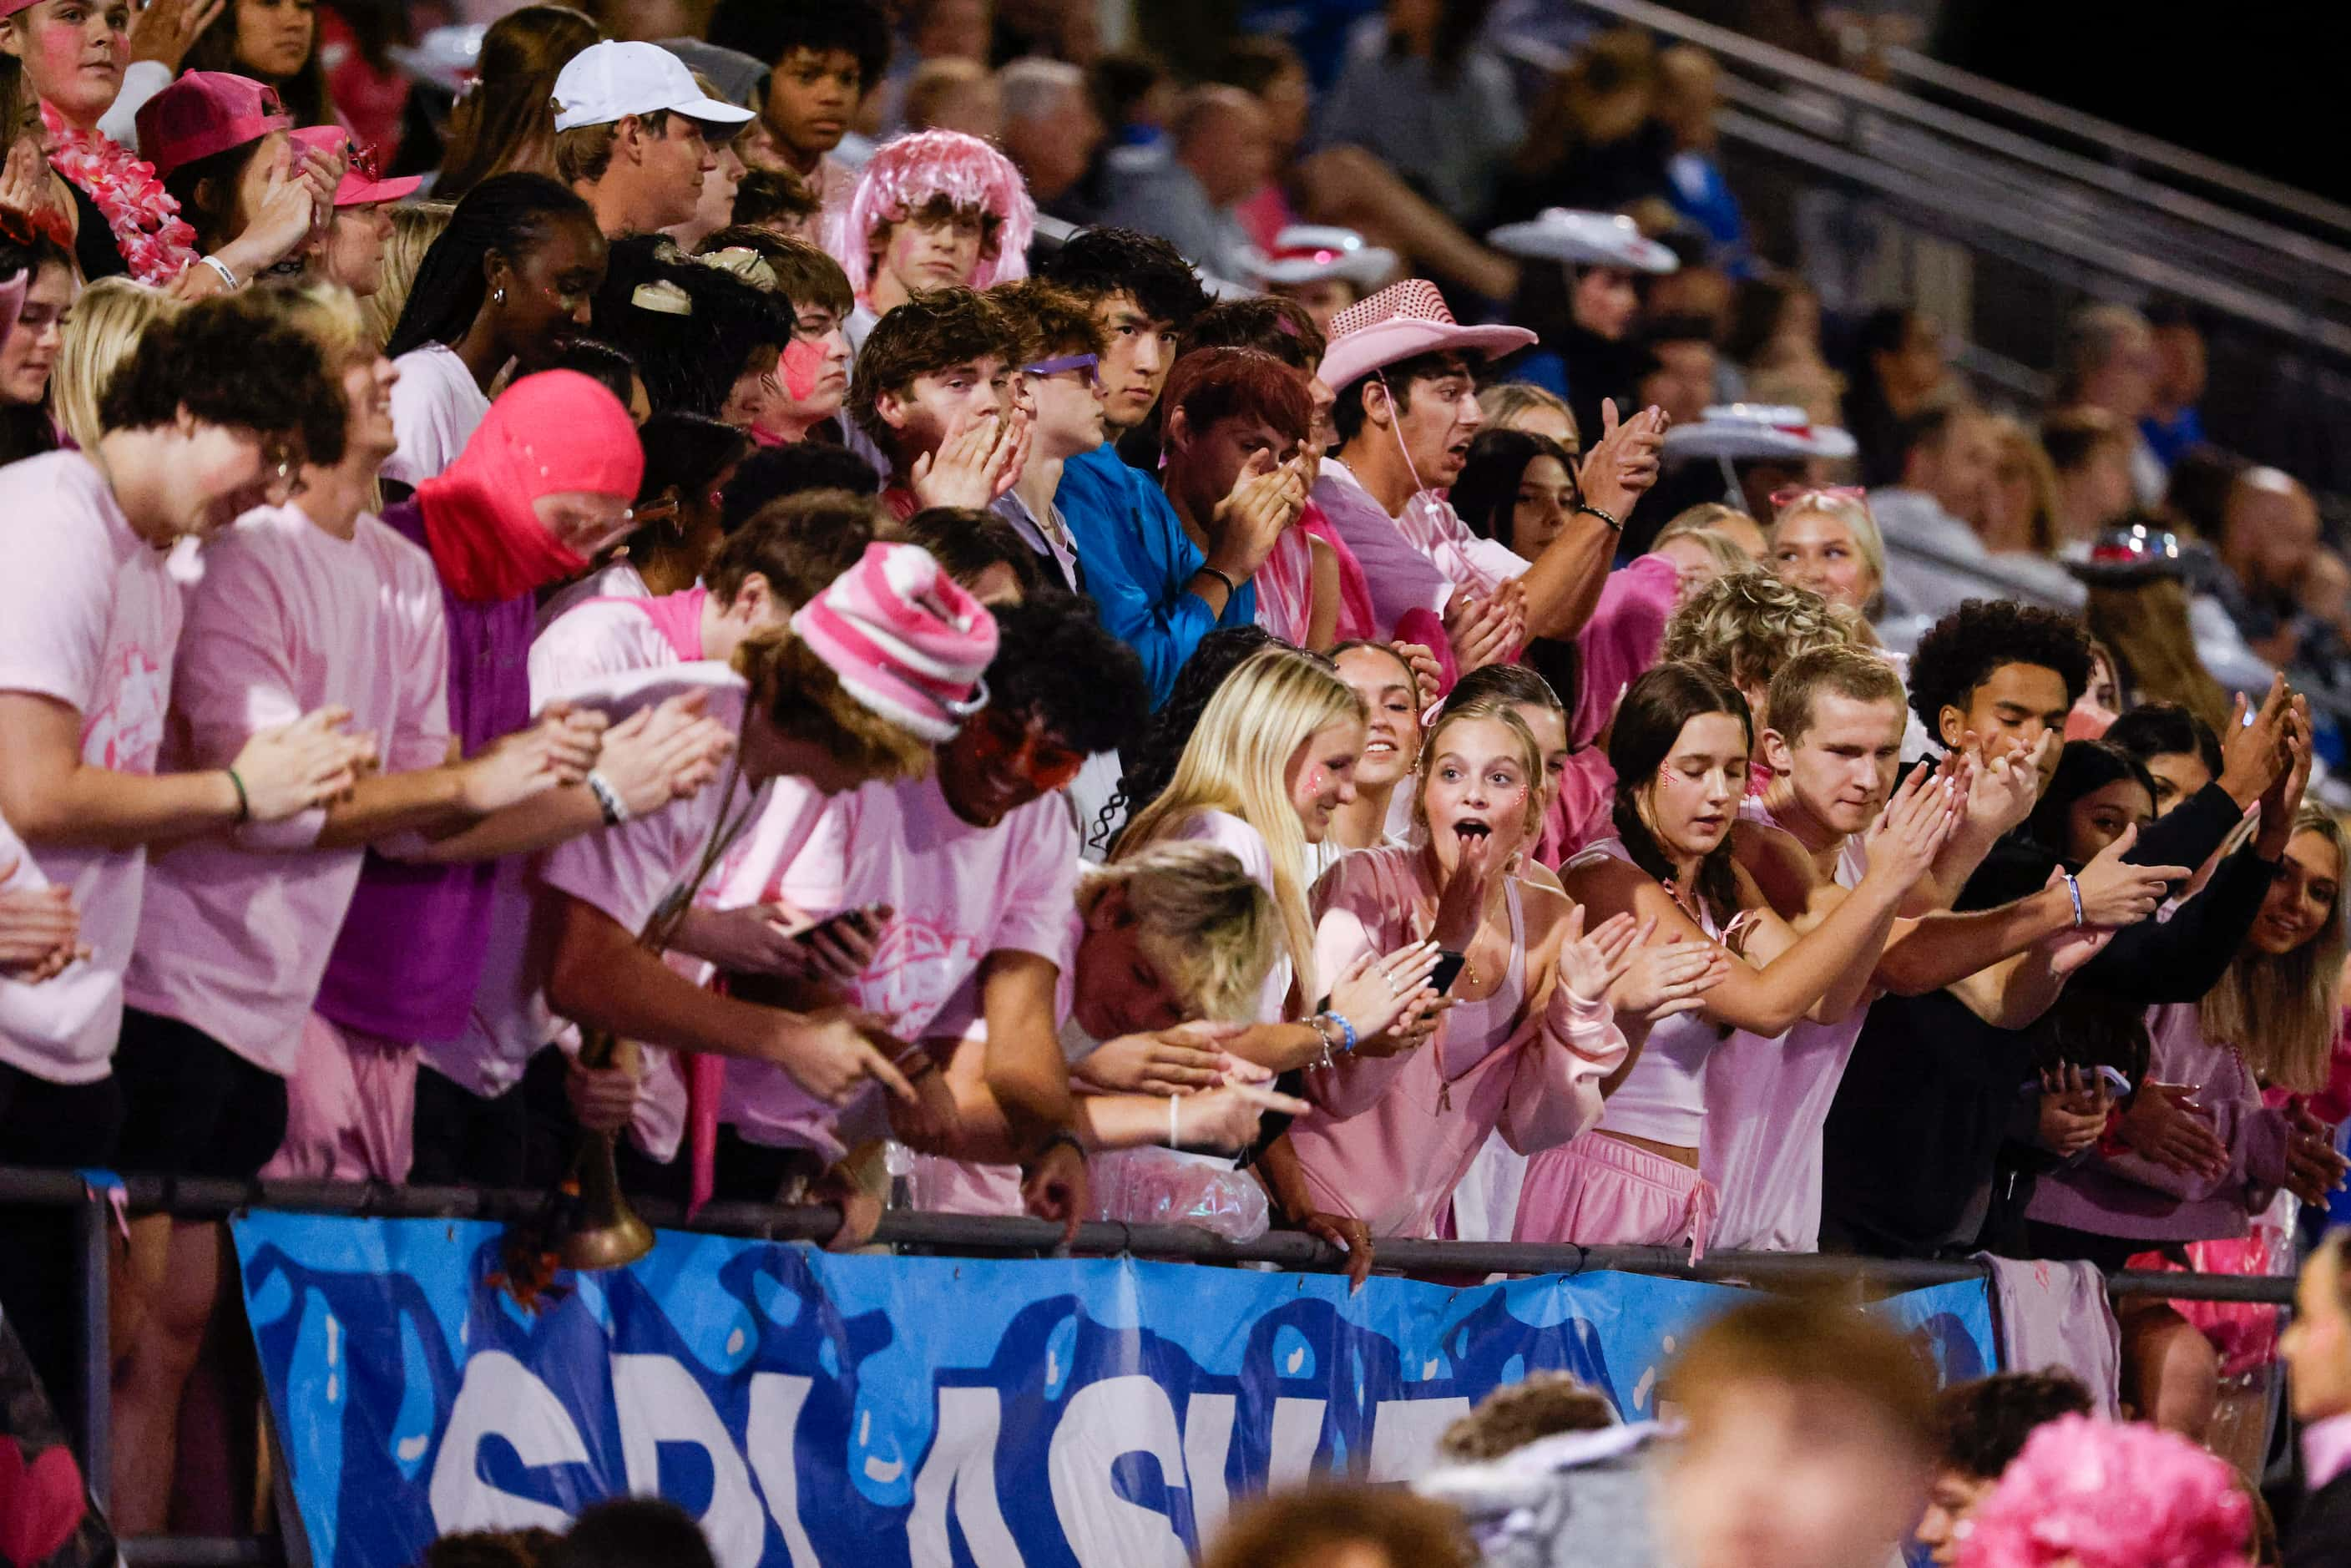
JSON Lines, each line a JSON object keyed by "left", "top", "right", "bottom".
{"left": 1513, "top": 1132, "right": 1720, "bottom": 1261}
{"left": 261, "top": 1012, "right": 417, "bottom": 1183}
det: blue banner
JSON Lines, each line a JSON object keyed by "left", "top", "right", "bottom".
{"left": 231, "top": 1213, "right": 1995, "bottom": 1568}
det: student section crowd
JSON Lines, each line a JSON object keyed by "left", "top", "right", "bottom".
{"left": 5, "top": 1, "right": 2351, "bottom": 1562}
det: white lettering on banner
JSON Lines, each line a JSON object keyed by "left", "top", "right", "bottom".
{"left": 1046, "top": 1375, "right": 1191, "bottom": 1568}
{"left": 1266, "top": 1399, "right": 1327, "bottom": 1490}
{"left": 908, "top": 1388, "right": 1023, "bottom": 1568}
{"left": 427, "top": 1352, "right": 589, "bottom": 1535}
{"left": 611, "top": 1356, "right": 766, "bottom": 1568}
{"left": 745, "top": 1374, "right": 822, "bottom": 1568}
{"left": 1365, "top": 1397, "right": 1472, "bottom": 1481}
{"left": 1180, "top": 1393, "right": 1236, "bottom": 1545}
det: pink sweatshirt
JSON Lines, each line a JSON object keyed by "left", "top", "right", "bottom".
{"left": 1285, "top": 845, "right": 1625, "bottom": 1237}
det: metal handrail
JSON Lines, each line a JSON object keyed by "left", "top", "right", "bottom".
{"left": 1542, "top": 0, "right": 2351, "bottom": 291}
{"left": 1877, "top": 45, "right": 2351, "bottom": 245}
{"left": 0, "top": 1166, "right": 2295, "bottom": 1302}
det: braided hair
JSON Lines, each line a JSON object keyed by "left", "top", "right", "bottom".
{"left": 386, "top": 173, "right": 597, "bottom": 358}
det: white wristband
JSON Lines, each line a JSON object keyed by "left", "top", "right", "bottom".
{"left": 199, "top": 254, "right": 240, "bottom": 291}
{"left": 586, "top": 771, "right": 630, "bottom": 826}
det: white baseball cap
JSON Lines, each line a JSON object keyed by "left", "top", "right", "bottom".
{"left": 551, "top": 39, "right": 756, "bottom": 133}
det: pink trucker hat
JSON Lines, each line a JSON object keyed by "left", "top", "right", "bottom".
{"left": 138, "top": 72, "right": 293, "bottom": 181}
{"left": 291, "top": 126, "right": 425, "bottom": 206}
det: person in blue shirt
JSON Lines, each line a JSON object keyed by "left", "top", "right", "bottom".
{"left": 2141, "top": 303, "right": 2208, "bottom": 472}
{"left": 1044, "top": 228, "right": 1258, "bottom": 708}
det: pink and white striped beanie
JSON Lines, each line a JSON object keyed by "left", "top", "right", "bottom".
{"left": 789, "top": 543, "right": 999, "bottom": 743}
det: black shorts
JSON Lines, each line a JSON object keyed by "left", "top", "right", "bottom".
{"left": 112, "top": 1007, "right": 289, "bottom": 1179}
{"left": 0, "top": 1059, "right": 124, "bottom": 1168}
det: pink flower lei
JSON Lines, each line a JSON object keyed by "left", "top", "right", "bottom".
{"left": 41, "top": 102, "right": 199, "bottom": 286}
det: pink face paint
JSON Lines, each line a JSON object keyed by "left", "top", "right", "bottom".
{"left": 779, "top": 336, "right": 829, "bottom": 402}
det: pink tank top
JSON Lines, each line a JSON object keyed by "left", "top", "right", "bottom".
{"left": 1579, "top": 837, "right": 1738, "bottom": 1150}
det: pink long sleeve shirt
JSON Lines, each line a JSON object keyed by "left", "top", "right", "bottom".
{"left": 1285, "top": 846, "right": 1625, "bottom": 1237}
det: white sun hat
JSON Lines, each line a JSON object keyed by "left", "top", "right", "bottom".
{"left": 1661, "top": 403, "right": 1858, "bottom": 463}
{"left": 1243, "top": 225, "right": 1400, "bottom": 291}
{"left": 1320, "top": 279, "right": 1538, "bottom": 392}
{"left": 1486, "top": 209, "right": 1680, "bottom": 274}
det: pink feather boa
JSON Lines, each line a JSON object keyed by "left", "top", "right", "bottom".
{"left": 41, "top": 103, "right": 198, "bottom": 286}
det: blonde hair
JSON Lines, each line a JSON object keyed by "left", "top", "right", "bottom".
{"left": 1415, "top": 696, "right": 1548, "bottom": 842}
{"left": 1661, "top": 570, "right": 1860, "bottom": 697}
{"left": 736, "top": 630, "right": 938, "bottom": 786}
{"left": 1770, "top": 488, "right": 1887, "bottom": 615}
{"left": 2199, "top": 803, "right": 2351, "bottom": 1095}
{"left": 276, "top": 281, "right": 372, "bottom": 368}
{"left": 1078, "top": 843, "right": 1279, "bottom": 1024}
{"left": 1984, "top": 412, "right": 2060, "bottom": 555}
{"left": 51, "top": 278, "right": 177, "bottom": 453}
{"left": 1765, "top": 643, "right": 1906, "bottom": 747}
{"left": 1650, "top": 518, "right": 1756, "bottom": 579}
{"left": 1477, "top": 382, "right": 1577, "bottom": 449}
{"left": 2086, "top": 578, "right": 2232, "bottom": 734}
{"left": 361, "top": 201, "right": 456, "bottom": 352}
{"left": 1114, "top": 648, "right": 1364, "bottom": 1004}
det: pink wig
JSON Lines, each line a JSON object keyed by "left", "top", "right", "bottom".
{"left": 1957, "top": 1416, "right": 2252, "bottom": 1568}
{"left": 831, "top": 129, "right": 1037, "bottom": 301}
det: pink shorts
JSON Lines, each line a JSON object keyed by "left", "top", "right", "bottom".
{"left": 1512, "top": 1132, "right": 1720, "bottom": 1261}
{"left": 261, "top": 1012, "right": 417, "bottom": 1184}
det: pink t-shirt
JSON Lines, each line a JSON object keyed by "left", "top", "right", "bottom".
{"left": 533, "top": 558, "right": 650, "bottom": 638}
{"left": 124, "top": 505, "right": 451, "bottom": 1075}
{"left": 1701, "top": 797, "right": 1873, "bottom": 1252}
{"left": 720, "top": 775, "right": 1081, "bottom": 1160}
{"left": 526, "top": 663, "right": 761, "bottom": 1160}
{"left": 0, "top": 453, "right": 185, "bottom": 1085}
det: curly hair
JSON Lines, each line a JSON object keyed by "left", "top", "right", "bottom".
{"left": 1438, "top": 1371, "right": 1617, "bottom": 1461}
{"left": 982, "top": 593, "right": 1148, "bottom": 760}
{"left": 1934, "top": 1371, "right": 2093, "bottom": 1481}
{"left": 1906, "top": 598, "right": 2093, "bottom": 743}
{"left": 847, "top": 285, "right": 1020, "bottom": 448}
{"left": 706, "top": 0, "right": 891, "bottom": 89}
{"left": 593, "top": 236, "right": 794, "bottom": 417}
{"left": 99, "top": 290, "right": 346, "bottom": 466}
{"left": 1042, "top": 225, "right": 1211, "bottom": 332}
{"left": 1201, "top": 1487, "right": 1469, "bottom": 1568}
{"left": 1661, "top": 569, "right": 1858, "bottom": 699}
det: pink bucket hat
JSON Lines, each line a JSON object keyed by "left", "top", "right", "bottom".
{"left": 291, "top": 126, "right": 425, "bottom": 206}
{"left": 1319, "top": 278, "right": 1536, "bottom": 394}
{"left": 790, "top": 543, "right": 999, "bottom": 743}
{"left": 137, "top": 72, "right": 292, "bottom": 180}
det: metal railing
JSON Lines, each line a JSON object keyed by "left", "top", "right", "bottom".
{"left": 2, "top": 1165, "right": 2298, "bottom": 1568}
{"left": 1520, "top": 0, "right": 2351, "bottom": 498}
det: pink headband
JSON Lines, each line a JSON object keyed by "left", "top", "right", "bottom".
{"left": 829, "top": 129, "right": 1037, "bottom": 301}
{"left": 789, "top": 543, "right": 999, "bottom": 743}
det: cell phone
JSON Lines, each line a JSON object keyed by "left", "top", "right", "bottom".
{"left": 1431, "top": 948, "right": 1468, "bottom": 994}
{"left": 796, "top": 904, "right": 881, "bottom": 948}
